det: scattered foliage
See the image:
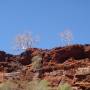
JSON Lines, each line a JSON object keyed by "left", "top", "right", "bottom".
{"left": 31, "top": 55, "right": 43, "bottom": 71}
{"left": 57, "top": 83, "right": 72, "bottom": 90}
{"left": 26, "top": 79, "right": 51, "bottom": 90}
{"left": 0, "top": 80, "right": 18, "bottom": 90}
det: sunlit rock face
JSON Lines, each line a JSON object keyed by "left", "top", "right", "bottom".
{"left": 0, "top": 44, "right": 90, "bottom": 90}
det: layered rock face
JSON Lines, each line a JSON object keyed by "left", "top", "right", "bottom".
{"left": 0, "top": 44, "right": 90, "bottom": 90}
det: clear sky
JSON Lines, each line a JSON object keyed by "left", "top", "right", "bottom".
{"left": 0, "top": 0, "right": 90, "bottom": 54}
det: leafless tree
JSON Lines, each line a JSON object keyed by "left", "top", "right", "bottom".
{"left": 59, "top": 30, "right": 73, "bottom": 46}
{"left": 15, "top": 32, "right": 38, "bottom": 50}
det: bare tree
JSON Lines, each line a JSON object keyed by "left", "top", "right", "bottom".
{"left": 15, "top": 32, "right": 38, "bottom": 50}
{"left": 59, "top": 30, "right": 73, "bottom": 46}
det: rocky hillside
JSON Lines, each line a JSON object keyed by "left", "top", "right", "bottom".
{"left": 0, "top": 44, "right": 90, "bottom": 90}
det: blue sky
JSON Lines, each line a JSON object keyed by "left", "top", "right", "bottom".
{"left": 0, "top": 0, "right": 90, "bottom": 53}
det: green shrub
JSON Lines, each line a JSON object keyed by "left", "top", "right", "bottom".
{"left": 26, "top": 79, "right": 51, "bottom": 90}
{"left": 0, "top": 80, "right": 18, "bottom": 90}
{"left": 0, "top": 79, "right": 51, "bottom": 90}
{"left": 57, "top": 83, "right": 72, "bottom": 90}
{"left": 31, "top": 55, "right": 42, "bottom": 71}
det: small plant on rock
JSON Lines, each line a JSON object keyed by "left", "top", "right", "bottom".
{"left": 26, "top": 79, "right": 51, "bottom": 90}
{"left": 0, "top": 80, "right": 18, "bottom": 90}
{"left": 31, "top": 55, "right": 43, "bottom": 71}
{"left": 57, "top": 83, "right": 72, "bottom": 90}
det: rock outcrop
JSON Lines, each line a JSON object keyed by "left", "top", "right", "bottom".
{"left": 0, "top": 44, "right": 90, "bottom": 90}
